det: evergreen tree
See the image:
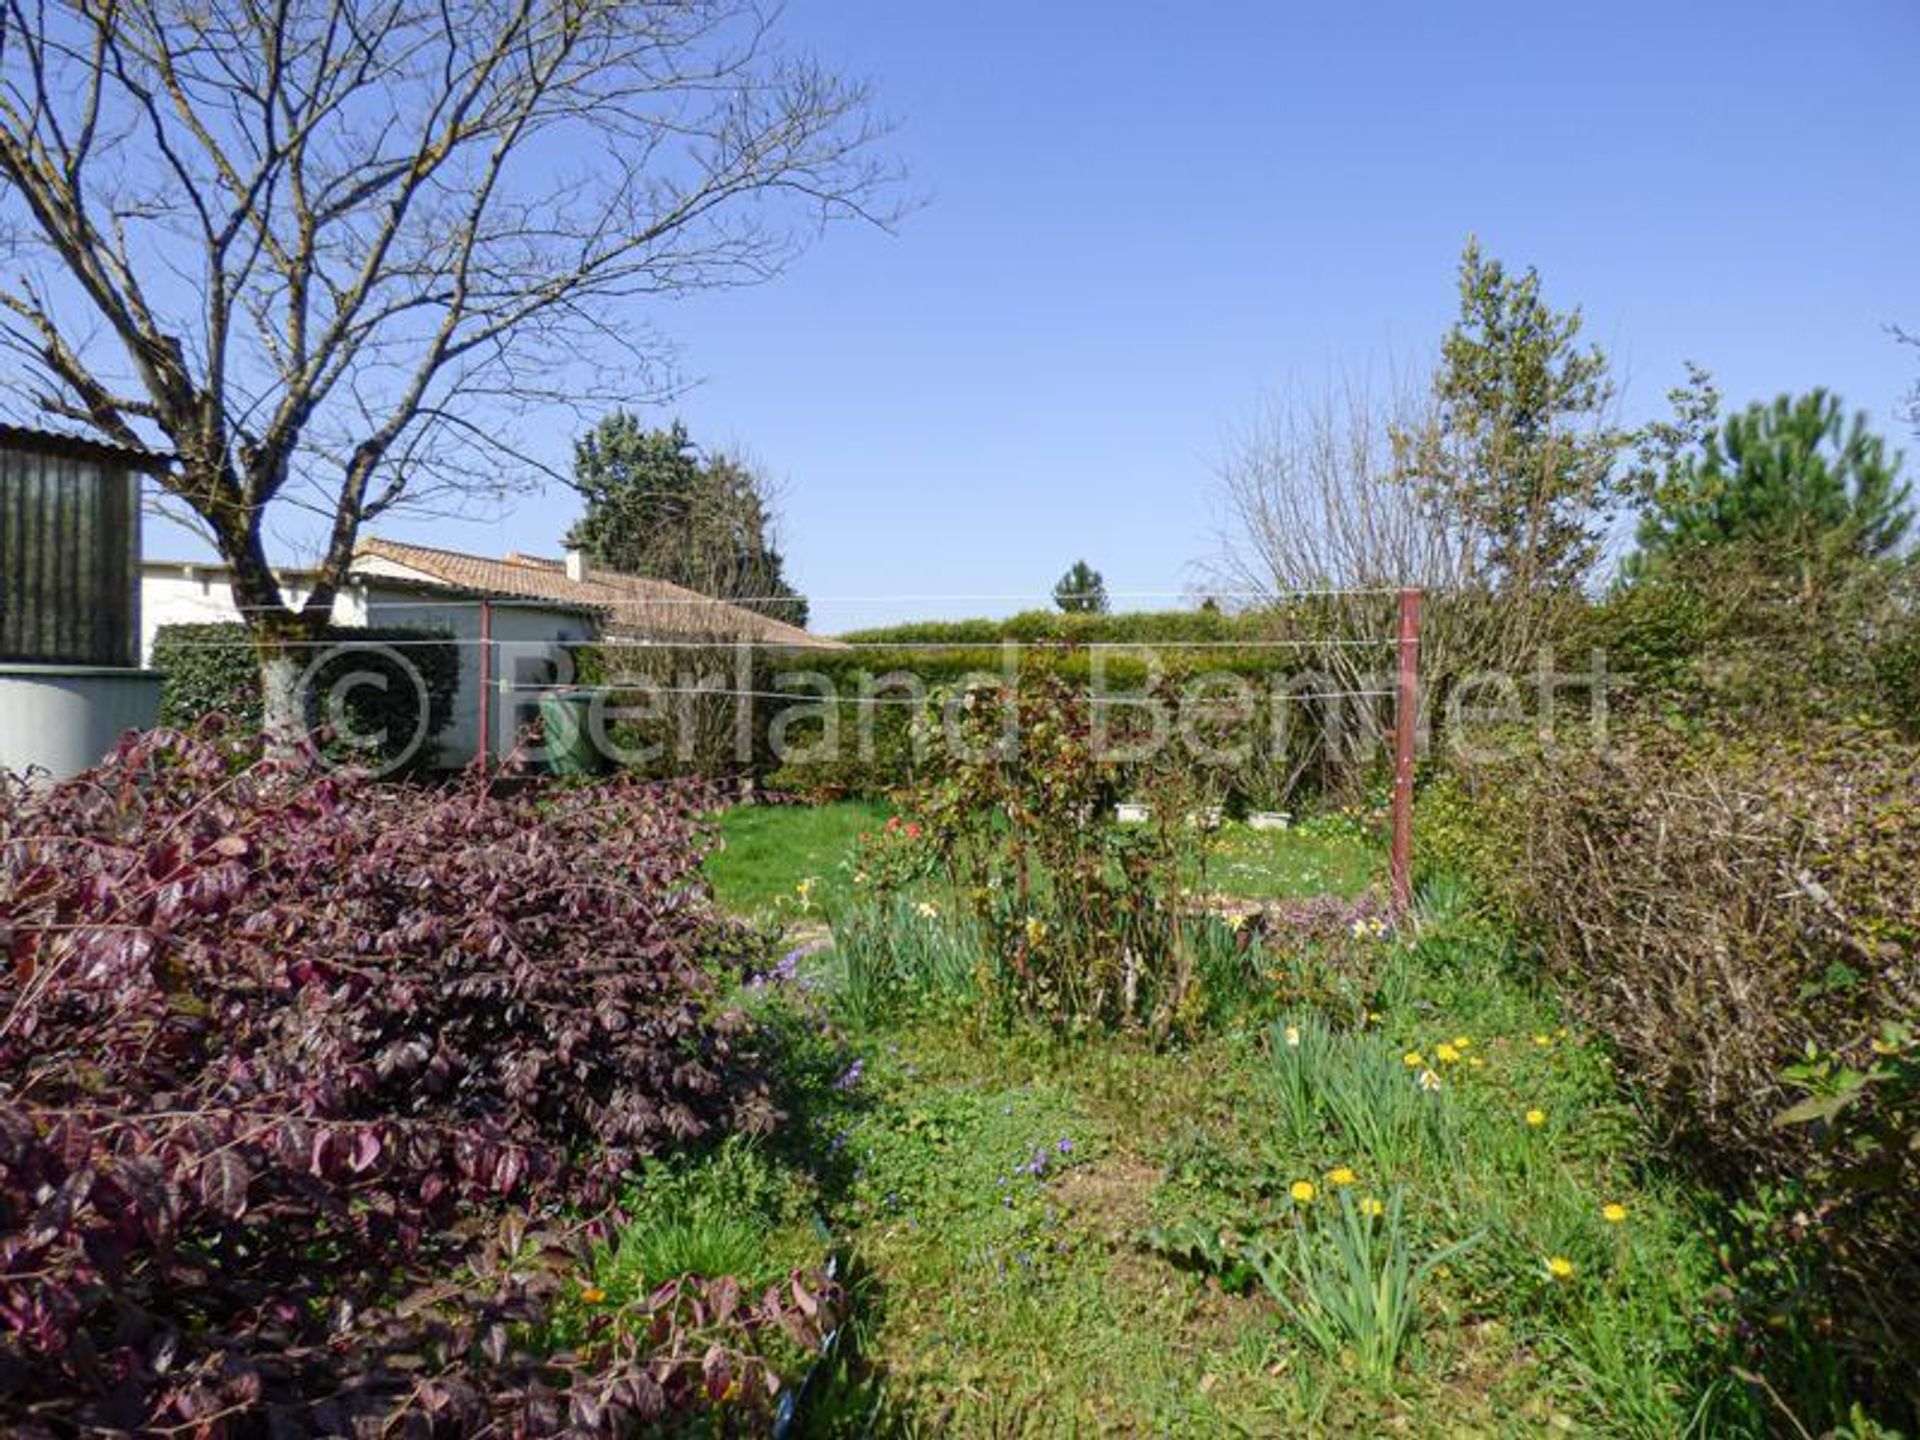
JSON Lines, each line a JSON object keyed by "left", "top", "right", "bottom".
{"left": 566, "top": 413, "right": 808, "bottom": 625}
{"left": 1053, "top": 560, "right": 1109, "bottom": 614}
{"left": 1631, "top": 390, "right": 1911, "bottom": 591}
{"left": 1393, "top": 238, "right": 1627, "bottom": 592}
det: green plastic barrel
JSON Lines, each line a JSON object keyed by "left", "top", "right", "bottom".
{"left": 538, "top": 688, "right": 607, "bottom": 776}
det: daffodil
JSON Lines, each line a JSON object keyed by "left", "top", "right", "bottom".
{"left": 1284, "top": 1024, "right": 1301, "bottom": 1047}
{"left": 1403, "top": 1050, "right": 1425, "bottom": 1068}
{"left": 1290, "top": 1180, "right": 1316, "bottom": 1203}
{"left": 915, "top": 900, "right": 941, "bottom": 919}
{"left": 1545, "top": 1256, "right": 1575, "bottom": 1281}
{"left": 1359, "top": 1196, "right": 1386, "bottom": 1218}
{"left": 1525, "top": 1108, "right": 1547, "bottom": 1127}
{"left": 1326, "top": 1166, "right": 1358, "bottom": 1186}
{"left": 1602, "top": 1202, "right": 1627, "bottom": 1224}
{"left": 1416, "top": 1068, "right": 1442, "bottom": 1093}
{"left": 1435, "top": 1042, "right": 1461, "bottom": 1064}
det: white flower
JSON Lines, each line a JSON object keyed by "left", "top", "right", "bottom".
{"left": 915, "top": 900, "right": 940, "bottom": 919}
{"left": 1416, "top": 1068, "right": 1443, "bottom": 1093}
{"left": 1284, "top": 1025, "right": 1301, "bottom": 1047}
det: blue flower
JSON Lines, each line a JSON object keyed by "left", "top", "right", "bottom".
{"left": 1057, "top": 1137, "right": 1073, "bottom": 1155}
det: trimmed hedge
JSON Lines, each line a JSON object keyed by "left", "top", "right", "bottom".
{"left": 152, "top": 621, "right": 461, "bottom": 769}
{"left": 766, "top": 609, "right": 1404, "bottom": 804}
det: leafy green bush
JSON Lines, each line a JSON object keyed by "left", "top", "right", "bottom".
{"left": 152, "top": 621, "right": 459, "bottom": 769}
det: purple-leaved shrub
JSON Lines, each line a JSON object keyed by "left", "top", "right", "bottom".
{"left": 0, "top": 725, "right": 835, "bottom": 1434}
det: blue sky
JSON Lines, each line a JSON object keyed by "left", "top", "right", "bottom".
{"left": 356, "top": 0, "right": 1919, "bottom": 631}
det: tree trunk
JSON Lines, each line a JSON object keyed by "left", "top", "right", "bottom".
{"left": 255, "top": 628, "right": 312, "bottom": 759}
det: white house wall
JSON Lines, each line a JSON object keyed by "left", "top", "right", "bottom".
{"left": 140, "top": 570, "right": 366, "bottom": 661}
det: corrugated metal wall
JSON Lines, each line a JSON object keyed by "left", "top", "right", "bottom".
{"left": 0, "top": 445, "right": 140, "bottom": 667}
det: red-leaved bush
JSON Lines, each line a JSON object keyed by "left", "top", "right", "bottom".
{"left": 0, "top": 726, "right": 836, "bottom": 1435}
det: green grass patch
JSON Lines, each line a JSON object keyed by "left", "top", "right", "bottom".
{"left": 1200, "top": 816, "right": 1378, "bottom": 900}
{"left": 703, "top": 798, "right": 891, "bottom": 916}
{"left": 647, "top": 818, "right": 1752, "bottom": 1432}
{"left": 706, "top": 800, "right": 1380, "bottom": 918}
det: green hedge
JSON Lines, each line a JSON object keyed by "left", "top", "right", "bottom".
{"left": 152, "top": 622, "right": 461, "bottom": 770}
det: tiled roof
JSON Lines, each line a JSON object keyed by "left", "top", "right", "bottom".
{"left": 351, "top": 537, "right": 840, "bottom": 649}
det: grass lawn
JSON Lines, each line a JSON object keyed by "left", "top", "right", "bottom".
{"left": 704, "top": 798, "right": 891, "bottom": 916}
{"left": 1200, "top": 817, "right": 1377, "bottom": 901}
{"left": 705, "top": 800, "right": 1381, "bottom": 917}
{"left": 656, "top": 807, "right": 1746, "bottom": 1434}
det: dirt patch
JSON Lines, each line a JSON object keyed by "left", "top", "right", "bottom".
{"left": 1053, "top": 1150, "right": 1159, "bottom": 1237}
{"left": 1054, "top": 1151, "right": 1276, "bottom": 1358}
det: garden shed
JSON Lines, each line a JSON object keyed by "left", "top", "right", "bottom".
{"left": 0, "top": 424, "right": 168, "bottom": 779}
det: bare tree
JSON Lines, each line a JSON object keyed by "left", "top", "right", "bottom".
{"left": 0, "top": 0, "right": 898, "bottom": 733}
{"left": 1200, "top": 377, "right": 1573, "bottom": 791}
{"left": 1205, "top": 376, "right": 1473, "bottom": 601}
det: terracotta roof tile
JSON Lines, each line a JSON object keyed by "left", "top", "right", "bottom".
{"left": 352, "top": 537, "right": 841, "bottom": 649}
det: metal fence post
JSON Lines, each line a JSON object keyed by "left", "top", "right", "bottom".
{"left": 1390, "top": 586, "right": 1423, "bottom": 914}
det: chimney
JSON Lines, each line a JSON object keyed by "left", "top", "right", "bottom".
{"left": 564, "top": 547, "right": 588, "bottom": 583}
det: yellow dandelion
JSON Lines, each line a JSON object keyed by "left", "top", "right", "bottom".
{"left": 1326, "top": 1166, "right": 1358, "bottom": 1186}
{"left": 1290, "top": 1180, "right": 1316, "bottom": 1203}
{"left": 1468, "top": 1056, "right": 1486, "bottom": 1069}
{"left": 1602, "top": 1202, "right": 1627, "bottom": 1224}
{"left": 1435, "top": 1042, "right": 1461, "bottom": 1064}
{"left": 1532, "top": 1034, "right": 1552, "bottom": 1047}
{"left": 580, "top": 1285, "right": 607, "bottom": 1304}
{"left": 1452, "top": 1036, "right": 1472, "bottom": 1050}
{"left": 1359, "top": 1195, "right": 1386, "bottom": 1218}
{"left": 1402, "top": 1050, "right": 1425, "bottom": 1068}
{"left": 1545, "top": 1256, "right": 1575, "bottom": 1280}
{"left": 1525, "top": 1108, "right": 1547, "bottom": 1127}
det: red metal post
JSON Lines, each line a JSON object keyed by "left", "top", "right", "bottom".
{"left": 477, "top": 599, "right": 493, "bottom": 778}
{"left": 1389, "top": 586, "right": 1422, "bottom": 914}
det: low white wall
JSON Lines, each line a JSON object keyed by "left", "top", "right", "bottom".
{"left": 0, "top": 665, "right": 164, "bottom": 782}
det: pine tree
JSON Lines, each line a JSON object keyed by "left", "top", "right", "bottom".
{"left": 1631, "top": 390, "right": 1911, "bottom": 591}
{"left": 1053, "top": 560, "right": 1109, "bottom": 614}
